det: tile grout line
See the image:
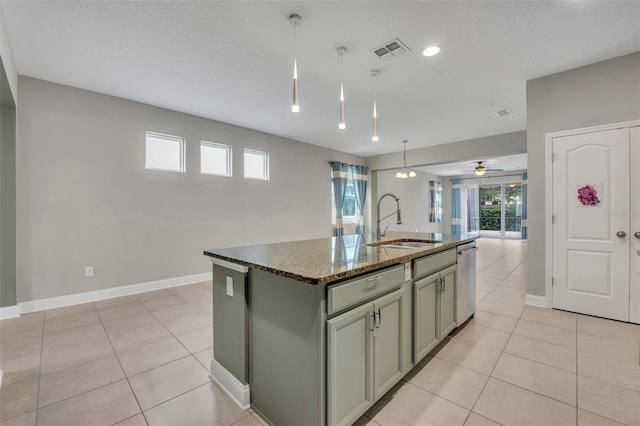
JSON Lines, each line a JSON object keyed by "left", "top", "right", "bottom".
{"left": 95, "top": 301, "right": 149, "bottom": 425}
{"left": 464, "top": 283, "right": 528, "bottom": 426}
{"left": 33, "top": 312, "right": 46, "bottom": 426}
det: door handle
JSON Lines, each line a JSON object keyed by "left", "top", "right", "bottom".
{"left": 616, "top": 231, "right": 626, "bottom": 238}
{"left": 376, "top": 308, "right": 381, "bottom": 329}
{"left": 635, "top": 231, "right": 640, "bottom": 239}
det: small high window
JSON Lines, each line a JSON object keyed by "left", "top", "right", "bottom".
{"left": 244, "top": 149, "right": 269, "bottom": 180}
{"left": 201, "top": 141, "right": 232, "bottom": 177}
{"left": 145, "top": 131, "right": 185, "bottom": 173}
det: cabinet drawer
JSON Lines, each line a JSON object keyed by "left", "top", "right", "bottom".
{"left": 413, "top": 249, "right": 456, "bottom": 279}
{"left": 327, "top": 265, "right": 404, "bottom": 316}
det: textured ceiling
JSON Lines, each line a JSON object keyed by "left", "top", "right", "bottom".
{"left": 2, "top": 1, "right": 639, "bottom": 156}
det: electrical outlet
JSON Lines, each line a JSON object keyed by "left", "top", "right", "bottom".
{"left": 84, "top": 266, "right": 94, "bottom": 277}
{"left": 226, "top": 276, "right": 233, "bottom": 297}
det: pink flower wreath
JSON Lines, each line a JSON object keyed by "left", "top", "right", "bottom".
{"left": 577, "top": 185, "right": 600, "bottom": 206}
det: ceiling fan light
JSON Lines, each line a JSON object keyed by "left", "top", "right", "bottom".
{"left": 474, "top": 167, "right": 486, "bottom": 176}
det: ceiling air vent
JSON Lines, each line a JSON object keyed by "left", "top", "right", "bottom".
{"left": 372, "top": 38, "right": 411, "bottom": 61}
{"left": 494, "top": 108, "right": 513, "bottom": 118}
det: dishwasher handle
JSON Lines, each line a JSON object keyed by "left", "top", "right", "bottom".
{"left": 457, "top": 246, "right": 478, "bottom": 255}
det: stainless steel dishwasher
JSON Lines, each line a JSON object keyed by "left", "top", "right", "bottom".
{"left": 456, "top": 241, "right": 477, "bottom": 326}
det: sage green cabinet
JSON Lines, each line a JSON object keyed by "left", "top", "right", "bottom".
{"left": 413, "top": 250, "right": 457, "bottom": 364}
{"left": 439, "top": 264, "right": 457, "bottom": 338}
{"left": 327, "top": 288, "right": 405, "bottom": 426}
{"left": 413, "top": 271, "right": 440, "bottom": 361}
{"left": 327, "top": 301, "right": 373, "bottom": 426}
{"left": 373, "top": 289, "right": 405, "bottom": 400}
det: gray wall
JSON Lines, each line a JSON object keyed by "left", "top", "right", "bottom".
{"left": 374, "top": 169, "right": 444, "bottom": 234}
{"left": 366, "top": 131, "right": 526, "bottom": 172}
{"left": 526, "top": 52, "right": 640, "bottom": 297}
{"left": 17, "top": 77, "right": 364, "bottom": 302}
{"left": 0, "top": 4, "right": 17, "bottom": 101}
{"left": 1, "top": 80, "right": 16, "bottom": 307}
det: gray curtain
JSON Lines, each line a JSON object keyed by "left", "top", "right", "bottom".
{"left": 350, "top": 165, "right": 368, "bottom": 234}
{"left": 451, "top": 178, "right": 462, "bottom": 234}
{"left": 330, "top": 162, "right": 348, "bottom": 237}
{"left": 521, "top": 172, "right": 528, "bottom": 239}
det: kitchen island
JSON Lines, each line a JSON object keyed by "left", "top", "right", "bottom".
{"left": 204, "top": 231, "right": 477, "bottom": 426}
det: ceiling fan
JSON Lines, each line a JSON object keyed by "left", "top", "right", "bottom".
{"left": 463, "top": 161, "right": 504, "bottom": 176}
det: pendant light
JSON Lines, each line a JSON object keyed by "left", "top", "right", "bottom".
{"left": 396, "top": 140, "right": 417, "bottom": 179}
{"left": 337, "top": 46, "right": 348, "bottom": 130}
{"left": 289, "top": 14, "right": 301, "bottom": 113}
{"left": 371, "top": 69, "right": 380, "bottom": 142}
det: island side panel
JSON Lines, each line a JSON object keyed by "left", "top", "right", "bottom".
{"left": 249, "top": 269, "right": 326, "bottom": 426}
{"left": 213, "top": 264, "right": 249, "bottom": 384}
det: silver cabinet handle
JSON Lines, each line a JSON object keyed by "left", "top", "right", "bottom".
{"left": 617, "top": 231, "right": 627, "bottom": 238}
{"left": 635, "top": 231, "right": 640, "bottom": 239}
{"left": 367, "top": 275, "right": 382, "bottom": 282}
{"left": 376, "top": 308, "right": 381, "bottom": 329}
{"left": 371, "top": 311, "right": 377, "bottom": 336}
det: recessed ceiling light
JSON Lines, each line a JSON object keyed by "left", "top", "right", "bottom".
{"left": 422, "top": 46, "right": 440, "bottom": 57}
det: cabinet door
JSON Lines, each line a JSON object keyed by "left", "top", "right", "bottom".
{"left": 413, "top": 272, "right": 440, "bottom": 363}
{"left": 373, "top": 288, "right": 404, "bottom": 400}
{"left": 327, "top": 302, "right": 374, "bottom": 426}
{"left": 439, "top": 265, "right": 457, "bottom": 338}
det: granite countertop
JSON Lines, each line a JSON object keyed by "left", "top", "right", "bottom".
{"left": 204, "top": 231, "right": 477, "bottom": 285}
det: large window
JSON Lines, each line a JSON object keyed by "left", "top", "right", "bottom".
{"left": 145, "top": 131, "right": 185, "bottom": 173}
{"left": 201, "top": 141, "right": 232, "bottom": 177}
{"left": 331, "top": 170, "right": 357, "bottom": 223}
{"left": 244, "top": 149, "right": 269, "bottom": 180}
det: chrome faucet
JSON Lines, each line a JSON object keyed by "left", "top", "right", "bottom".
{"left": 376, "top": 193, "right": 402, "bottom": 240}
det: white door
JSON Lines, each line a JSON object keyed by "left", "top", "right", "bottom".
{"left": 630, "top": 126, "right": 640, "bottom": 324}
{"left": 552, "top": 128, "right": 630, "bottom": 321}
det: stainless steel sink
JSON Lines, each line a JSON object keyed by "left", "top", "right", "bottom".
{"left": 367, "top": 239, "right": 441, "bottom": 249}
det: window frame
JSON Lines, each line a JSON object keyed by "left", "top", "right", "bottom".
{"left": 243, "top": 148, "right": 270, "bottom": 181}
{"left": 200, "top": 141, "right": 232, "bottom": 177}
{"left": 331, "top": 169, "right": 358, "bottom": 224}
{"left": 144, "top": 131, "right": 186, "bottom": 173}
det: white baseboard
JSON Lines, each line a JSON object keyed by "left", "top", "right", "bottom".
{"left": 4, "top": 272, "right": 211, "bottom": 317}
{"left": 210, "top": 357, "right": 250, "bottom": 410}
{"left": 525, "top": 294, "right": 549, "bottom": 308}
{"left": 0, "top": 304, "right": 21, "bottom": 320}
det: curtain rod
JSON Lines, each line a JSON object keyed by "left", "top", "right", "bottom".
{"left": 328, "top": 161, "right": 366, "bottom": 168}
{"left": 453, "top": 173, "right": 525, "bottom": 181}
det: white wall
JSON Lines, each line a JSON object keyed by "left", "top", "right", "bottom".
{"left": 0, "top": 4, "right": 17, "bottom": 101}
{"left": 526, "top": 52, "right": 640, "bottom": 297}
{"left": 16, "top": 77, "right": 365, "bottom": 302}
{"left": 374, "top": 169, "right": 444, "bottom": 235}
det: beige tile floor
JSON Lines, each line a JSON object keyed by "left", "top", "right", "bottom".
{"left": 1, "top": 238, "right": 639, "bottom": 426}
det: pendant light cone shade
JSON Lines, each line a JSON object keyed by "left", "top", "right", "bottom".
{"left": 292, "top": 58, "right": 299, "bottom": 112}
{"left": 372, "top": 102, "right": 379, "bottom": 142}
{"left": 371, "top": 69, "right": 380, "bottom": 142}
{"left": 289, "top": 14, "right": 301, "bottom": 113}
{"left": 337, "top": 47, "right": 348, "bottom": 130}
{"left": 339, "top": 84, "right": 346, "bottom": 129}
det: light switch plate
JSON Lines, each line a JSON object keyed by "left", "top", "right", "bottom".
{"left": 226, "top": 276, "right": 234, "bottom": 297}
{"left": 404, "top": 262, "right": 412, "bottom": 282}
